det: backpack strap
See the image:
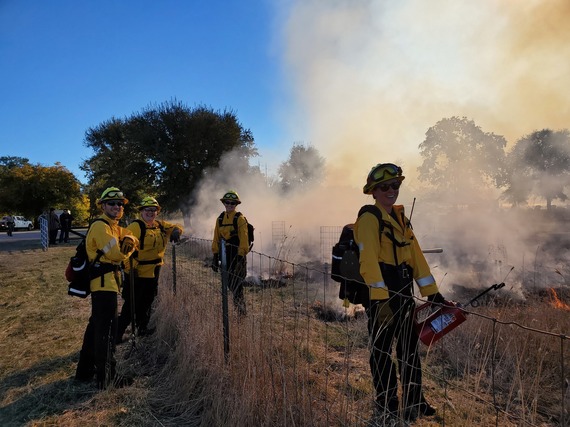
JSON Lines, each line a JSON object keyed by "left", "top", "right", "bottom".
{"left": 233, "top": 212, "right": 242, "bottom": 236}
{"left": 89, "top": 218, "right": 109, "bottom": 263}
{"left": 357, "top": 204, "right": 410, "bottom": 266}
{"left": 87, "top": 218, "right": 110, "bottom": 288}
{"left": 133, "top": 219, "right": 147, "bottom": 250}
{"left": 218, "top": 212, "right": 241, "bottom": 239}
{"left": 133, "top": 219, "right": 165, "bottom": 254}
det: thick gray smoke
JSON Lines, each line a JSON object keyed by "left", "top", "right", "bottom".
{"left": 189, "top": 0, "right": 570, "bottom": 300}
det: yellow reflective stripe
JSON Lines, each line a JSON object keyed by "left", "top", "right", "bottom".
{"left": 370, "top": 281, "right": 387, "bottom": 289}
{"left": 416, "top": 275, "right": 435, "bottom": 288}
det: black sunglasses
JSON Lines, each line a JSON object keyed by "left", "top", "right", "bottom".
{"left": 106, "top": 201, "right": 124, "bottom": 207}
{"left": 224, "top": 201, "right": 238, "bottom": 206}
{"left": 376, "top": 181, "right": 402, "bottom": 192}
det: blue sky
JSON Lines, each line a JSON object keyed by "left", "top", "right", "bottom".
{"left": 2, "top": 1, "right": 569, "bottom": 189}
{"left": 0, "top": 1, "right": 291, "bottom": 182}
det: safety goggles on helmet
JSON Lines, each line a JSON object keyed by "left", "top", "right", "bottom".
{"left": 138, "top": 196, "right": 161, "bottom": 211}
{"left": 220, "top": 190, "right": 241, "bottom": 204}
{"left": 363, "top": 163, "right": 405, "bottom": 194}
{"left": 99, "top": 187, "right": 129, "bottom": 204}
{"left": 104, "top": 190, "right": 124, "bottom": 199}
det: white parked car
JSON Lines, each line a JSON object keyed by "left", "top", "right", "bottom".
{"left": 0, "top": 215, "right": 34, "bottom": 231}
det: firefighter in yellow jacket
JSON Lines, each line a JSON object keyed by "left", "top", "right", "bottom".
{"left": 116, "top": 196, "right": 183, "bottom": 341}
{"left": 354, "top": 163, "right": 447, "bottom": 424}
{"left": 75, "top": 187, "right": 138, "bottom": 389}
{"left": 211, "top": 190, "right": 249, "bottom": 316}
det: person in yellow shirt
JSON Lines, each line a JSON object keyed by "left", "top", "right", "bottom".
{"left": 116, "top": 196, "right": 183, "bottom": 341}
{"left": 354, "top": 163, "right": 447, "bottom": 424}
{"left": 211, "top": 190, "right": 250, "bottom": 316}
{"left": 75, "top": 187, "right": 138, "bottom": 390}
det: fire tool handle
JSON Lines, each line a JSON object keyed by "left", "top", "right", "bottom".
{"left": 466, "top": 282, "right": 505, "bottom": 307}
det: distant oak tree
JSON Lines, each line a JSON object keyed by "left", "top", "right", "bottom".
{"left": 502, "top": 129, "right": 570, "bottom": 210}
{"left": 418, "top": 116, "right": 507, "bottom": 206}
{"left": 278, "top": 144, "right": 325, "bottom": 193}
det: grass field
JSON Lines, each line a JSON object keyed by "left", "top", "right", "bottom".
{"left": 0, "top": 240, "right": 154, "bottom": 426}
{"left": 1, "top": 238, "right": 568, "bottom": 426}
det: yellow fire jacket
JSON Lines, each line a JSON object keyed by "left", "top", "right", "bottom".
{"left": 126, "top": 219, "right": 184, "bottom": 278}
{"left": 212, "top": 211, "right": 249, "bottom": 257}
{"left": 353, "top": 202, "right": 439, "bottom": 301}
{"left": 86, "top": 213, "right": 138, "bottom": 293}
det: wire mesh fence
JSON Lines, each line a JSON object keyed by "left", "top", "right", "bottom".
{"left": 150, "top": 236, "right": 569, "bottom": 426}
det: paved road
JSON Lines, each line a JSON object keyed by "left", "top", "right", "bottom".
{"left": 0, "top": 229, "right": 86, "bottom": 245}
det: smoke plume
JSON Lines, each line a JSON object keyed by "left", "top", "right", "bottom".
{"left": 189, "top": 0, "right": 570, "bottom": 299}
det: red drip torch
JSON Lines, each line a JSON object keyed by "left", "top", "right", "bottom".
{"left": 414, "top": 282, "right": 506, "bottom": 346}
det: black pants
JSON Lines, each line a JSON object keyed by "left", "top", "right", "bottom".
{"left": 76, "top": 291, "right": 118, "bottom": 389}
{"left": 49, "top": 229, "right": 59, "bottom": 244}
{"left": 59, "top": 227, "right": 70, "bottom": 243}
{"left": 117, "top": 268, "right": 160, "bottom": 337}
{"left": 365, "top": 264, "right": 425, "bottom": 413}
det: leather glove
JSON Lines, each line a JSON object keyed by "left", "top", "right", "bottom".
{"left": 120, "top": 236, "right": 136, "bottom": 255}
{"left": 428, "top": 292, "right": 446, "bottom": 305}
{"left": 211, "top": 253, "right": 219, "bottom": 272}
{"left": 170, "top": 227, "right": 181, "bottom": 243}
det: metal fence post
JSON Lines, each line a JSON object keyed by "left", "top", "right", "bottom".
{"left": 221, "top": 239, "right": 230, "bottom": 362}
{"left": 171, "top": 243, "right": 177, "bottom": 295}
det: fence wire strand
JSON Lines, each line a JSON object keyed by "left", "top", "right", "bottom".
{"left": 151, "top": 237, "right": 569, "bottom": 427}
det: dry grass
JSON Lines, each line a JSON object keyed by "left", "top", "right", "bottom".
{"left": 1, "top": 239, "right": 568, "bottom": 426}
{"left": 0, "top": 241, "right": 151, "bottom": 426}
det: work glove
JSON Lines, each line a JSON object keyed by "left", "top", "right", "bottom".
{"left": 170, "top": 227, "right": 181, "bottom": 243}
{"left": 373, "top": 298, "right": 393, "bottom": 322}
{"left": 120, "top": 236, "right": 136, "bottom": 255}
{"left": 211, "top": 253, "right": 219, "bottom": 272}
{"left": 428, "top": 292, "right": 446, "bottom": 305}
{"left": 428, "top": 292, "right": 458, "bottom": 312}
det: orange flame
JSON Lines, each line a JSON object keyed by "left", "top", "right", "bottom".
{"left": 548, "top": 288, "right": 570, "bottom": 311}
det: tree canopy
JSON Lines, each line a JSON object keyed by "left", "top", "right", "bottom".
{"left": 278, "top": 144, "right": 325, "bottom": 193}
{"left": 502, "top": 129, "right": 570, "bottom": 209}
{"left": 418, "top": 116, "right": 507, "bottom": 205}
{"left": 0, "top": 157, "right": 83, "bottom": 221}
{"left": 81, "top": 100, "right": 257, "bottom": 218}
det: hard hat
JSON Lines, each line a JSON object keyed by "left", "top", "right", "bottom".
{"left": 139, "top": 196, "right": 161, "bottom": 211}
{"left": 98, "top": 187, "right": 129, "bottom": 204}
{"left": 220, "top": 190, "right": 241, "bottom": 204}
{"left": 363, "top": 163, "right": 405, "bottom": 194}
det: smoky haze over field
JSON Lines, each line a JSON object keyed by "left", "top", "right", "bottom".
{"left": 189, "top": 0, "right": 570, "bottom": 299}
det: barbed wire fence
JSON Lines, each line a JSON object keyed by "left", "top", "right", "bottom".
{"left": 152, "top": 236, "right": 569, "bottom": 426}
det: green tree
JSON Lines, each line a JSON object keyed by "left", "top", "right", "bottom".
{"left": 502, "top": 129, "right": 570, "bottom": 210}
{"left": 81, "top": 100, "right": 257, "bottom": 219}
{"left": 278, "top": 144, "right": 325, "bottom": 193}
{"left": 0, "top": 156, "right": 30, "bottom": 169}
{"left": 418, "top": 117, "right": 507, "bottom": 205}
{"left": 0, "top": 162, "right": 83, "bottom": 221}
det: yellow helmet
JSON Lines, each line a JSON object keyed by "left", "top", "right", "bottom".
{"left": 139, "top": 196, "right": 161, "bottom": 211}
{"left": 220, "top": 190, "right": 241, "bottom": 204}
{"left": 363, "top": 163, "right": 405, "bottom": 194}
{"left": 98, "top": 187, "right": 129, "bottom": 204}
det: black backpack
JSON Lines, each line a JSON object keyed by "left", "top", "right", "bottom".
{"left": 65, "top": 218, "right": 109, "bottom": 298}
{"left": 331, "top": 205, "right": 384, "bottom": 306}
{"left": 217, "top": 212, "right": 254, "bottom": 249}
